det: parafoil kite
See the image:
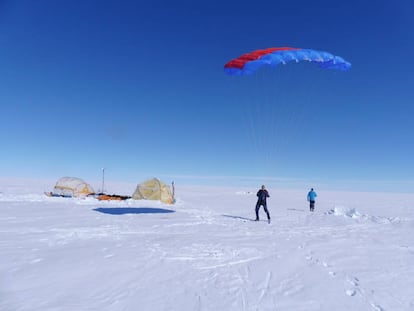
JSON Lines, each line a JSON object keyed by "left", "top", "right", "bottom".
{"left": 224, "top": 47, "right": 351, "bottom": 75}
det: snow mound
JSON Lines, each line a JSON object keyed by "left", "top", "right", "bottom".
{"left": 328, "top": 206, "right": 362, "bottom": 218}
{"left": 327, "top": 206, "right": 402, "bottom": 225}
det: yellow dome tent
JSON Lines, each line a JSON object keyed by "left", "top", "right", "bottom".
{"left": 132, "top": 178, "right": 175, "bottom": 204}
{"left": 49, "top": 177, "right": 95, "bottom": 197}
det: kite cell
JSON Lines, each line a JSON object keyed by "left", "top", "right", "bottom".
{"left": 224, "top": 47, "right": 351, "bottom": 75}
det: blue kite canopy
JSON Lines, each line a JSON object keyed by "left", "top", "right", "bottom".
{"left": 224, "top": 47, "right": 351, "bottom": 75}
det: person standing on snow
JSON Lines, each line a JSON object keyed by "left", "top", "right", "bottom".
{"left": 255, "top": 185, "right": 271, "bottom": 223}
{"left": 307, "top": 188, "right": 317, "bottom": 212}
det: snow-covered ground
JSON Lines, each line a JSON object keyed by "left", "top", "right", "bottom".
{"left": 1, "top": 178, "right": 413, "bottom": 311}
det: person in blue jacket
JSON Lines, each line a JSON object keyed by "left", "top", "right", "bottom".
{"left": 255, "top": 185, "right": 271, "bottom": 223}
{"left": 307, "top": 188, "right": 317, "bottom": 212}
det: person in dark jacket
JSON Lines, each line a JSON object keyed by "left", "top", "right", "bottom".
{"left": 307, "top": 188, "right": 317, "bottom": 212}
{"left": 255, "top": 185, "right": 270, "bottom": 223}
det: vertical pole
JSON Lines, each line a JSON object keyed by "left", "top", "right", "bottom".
{"left": 172, "top": 181, "right": 175, "bottom": 203}
{"left": 101, "top": 168, "right": 105, "bottom": 194}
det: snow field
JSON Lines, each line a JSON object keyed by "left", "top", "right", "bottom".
{"left": 0, "top": 180, "right": 413, "bottom": 310}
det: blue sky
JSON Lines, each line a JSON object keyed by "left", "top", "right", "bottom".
{"left": 1, "top": 0, "right": 413, "bottom": 191}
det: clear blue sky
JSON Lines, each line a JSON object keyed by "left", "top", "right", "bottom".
{"left": 1, "top": 0, "right": 413, "bottom": 191}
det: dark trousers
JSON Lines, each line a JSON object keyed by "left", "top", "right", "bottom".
{"left": 255, "top": 203, "right": 270, "bottom": 220}
{"left": 310, "top": 200, "right": 315, "bottom": 211}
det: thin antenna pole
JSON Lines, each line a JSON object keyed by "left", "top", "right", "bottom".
{"left": 101, "top": 168, "right": 105, "bottom": 194}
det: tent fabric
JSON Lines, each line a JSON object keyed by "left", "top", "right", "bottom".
{"left": 52, "top": 177, "right": 95, "bottom": 197}
{"left": 132, "top": 178, "right": 174, "bottom": 204}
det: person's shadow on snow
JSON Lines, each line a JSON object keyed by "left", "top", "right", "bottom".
{"left": 93, "top": 207, "right": 175, "bottom": 215}
{"left": 222, "top": 214, "right": 255, "bottom": 221}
